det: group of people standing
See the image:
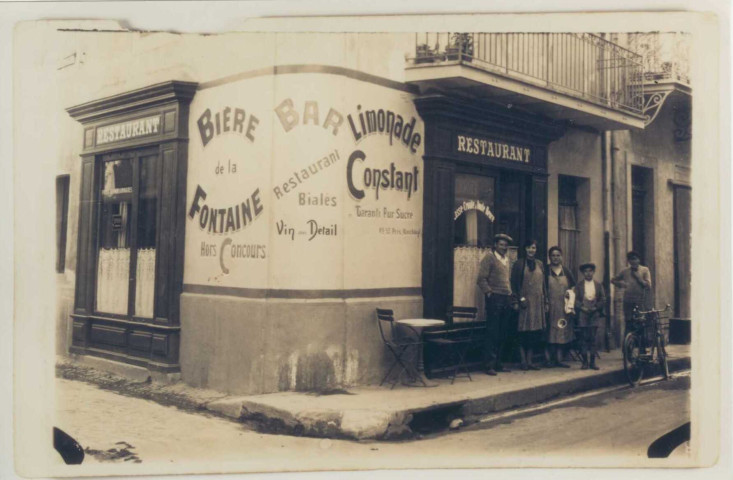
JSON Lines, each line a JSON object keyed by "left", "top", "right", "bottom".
{"left": 477, "top": 233, "right": 652, "bottom": 374}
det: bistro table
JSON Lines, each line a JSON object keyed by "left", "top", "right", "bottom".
{"left": 395, "top": 318, "right": 446, "bottom": 387}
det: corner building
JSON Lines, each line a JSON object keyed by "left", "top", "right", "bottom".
{"left": 54, "top": 29, "right": 691, "bottom": 394}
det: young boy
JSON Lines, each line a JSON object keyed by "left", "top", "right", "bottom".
{"left": 574, "top": 263, "right": 606, "bottom": 370}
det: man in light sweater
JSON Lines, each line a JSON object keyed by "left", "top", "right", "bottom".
{"left": 477, "top": 233, "right": 517, "bottom": 376}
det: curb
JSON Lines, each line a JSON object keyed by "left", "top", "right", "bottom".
{"left": 460, "top": 356, "right": 690, "bottom": 419}
{"left": 221, "top": 356, "right": 691, "bottom": 440}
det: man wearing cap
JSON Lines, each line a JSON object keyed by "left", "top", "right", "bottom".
{"left": 612, "top": 251, "right": 653, "bottom": 332}
{"left": 574, "top": 262, "right": 606, "bottom": 370}
{"left": 477, "top": 233, "right": 517, "bottom": 376}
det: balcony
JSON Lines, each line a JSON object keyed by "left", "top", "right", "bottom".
{"left": 405, "top": 33, "right": 646, "bottom": 130}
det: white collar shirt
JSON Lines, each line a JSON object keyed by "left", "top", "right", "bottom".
{"left": 494, "top": 250, "right": 508, "bottom": 267}
{"left": 584, "top": 279, "right": 596, "bottom": 301}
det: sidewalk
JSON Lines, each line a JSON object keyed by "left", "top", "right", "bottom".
{"left": 58, "top": 345, "right": 690, "bottom": 441}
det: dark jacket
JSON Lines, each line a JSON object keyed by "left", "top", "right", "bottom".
{"left": 574, "top": 280, "right": 607, "bottom": 316}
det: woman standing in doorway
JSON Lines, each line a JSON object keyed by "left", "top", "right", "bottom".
{"left": 511, "top": 239, "right": 548, "bottom": 370}
{"left": 543, "top": 246, "right": 576, "bottom": 368}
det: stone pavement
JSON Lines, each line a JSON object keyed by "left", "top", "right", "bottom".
{"left": 58, "top": 344, "right": 690, "bottom": 441}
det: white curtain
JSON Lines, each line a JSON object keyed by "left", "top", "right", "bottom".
{"left": 464, "top": 209, "right": 478, "bottom": 245}
{"left": 453, "top": 246, "right": 493, "bottom": 322}
{"left": 135, "top": 248, "right": 156, "bottom": 318}
{"left": 96, "top": 248, "right": 130, "bottom": 314}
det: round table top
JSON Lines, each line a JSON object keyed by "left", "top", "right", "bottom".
{"left": 396, "top": 318, "right": 446, "bottom": 328}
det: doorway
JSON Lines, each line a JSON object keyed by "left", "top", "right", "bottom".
{"left": 451, "top": 171, "right": 523, "bottom": 320}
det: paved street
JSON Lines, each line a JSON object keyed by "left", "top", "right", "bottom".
{"left": 418, "top": 373, "right": 691, "bottom": 459}
{"left": 54, "top": 373, "right": 690, "bottom": 473}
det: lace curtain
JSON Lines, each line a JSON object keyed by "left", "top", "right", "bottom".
{"left": 95, "top": 247, "right": 155, "bottom": 317}
{"left": 96, "top": 248, "right": 130, "bottom": 314}
{"left": 453, "top": 246, "right": 493, "bottom": 322}
{"left": 135, "top": 248, "right": 156, "bottom": 318}
{"left": 453, "top": 246, "right": 519, "bottom": 322}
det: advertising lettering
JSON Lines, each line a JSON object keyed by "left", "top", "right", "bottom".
{"left": 454, "top": 200, "right": 495, "bottom": 222}
{"left": 456, "top": 134, "right": 531, "bottom": 164}
{"left": 97, "top": 116, "right": 161, "bottom": 145}
{"left": 272, "top": 99, "right": 422, "bottom": 203}
{"left": 197, "top": 106, "right": 260, "bottom": 147}
{"left": 188, "top": 185, "right": 264, "bottom": 234}
{"left": 346, "top": 150, "right": 418, "bottom": 200}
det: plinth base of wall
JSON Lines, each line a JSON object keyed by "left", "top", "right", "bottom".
{"left": 66, "top": 352, "right": 182, "bottom": 385}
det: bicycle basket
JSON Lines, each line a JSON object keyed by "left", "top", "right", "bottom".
{"left": 641, "top": 309, "right": 670, "bottom": 345}
{"left": 655, "top": 309, "right": 671, "bottom": 345}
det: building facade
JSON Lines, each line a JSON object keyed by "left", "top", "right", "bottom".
{"left": 54, "top": 29, "right": 691, "bottom": 394}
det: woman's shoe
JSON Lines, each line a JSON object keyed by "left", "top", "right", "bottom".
{"left": 542, "top": 361, "right": 555, "bottom": 368}
{"left": 528, "top": 364, "right": 541, "bottom": 371}
{"left": 581, "top": 362, "right": 589, "bottom": 370}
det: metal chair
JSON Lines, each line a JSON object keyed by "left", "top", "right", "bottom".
{"left": 569, "top": 326, "right": 601, "bottom": 362}
{"left": 424, "top": 306, "right": 479, "bottom": 384}
{"left": 376, "top": 308, "right": 425, "bottom": 389}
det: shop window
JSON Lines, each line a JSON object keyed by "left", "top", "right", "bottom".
{"left": 56, "top": 175, "right": 70, "bottom": 273}
{"left": 95, "top": 149, "right": 158, "bottom": 319}
{"left": 558, "top": 175, "right": 579, "bottom": 274}
{"left": 494, "top": 176, "right": 522, "bottom": 251}
{"left": 453, "top": 173, "right": 496, "bottom": 320}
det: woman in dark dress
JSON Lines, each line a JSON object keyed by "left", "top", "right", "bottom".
{"left": 543, "top": 246, "right": 576, "bottom": 368}
{"left": 511, "top": 239, "right": 548, "bottom": 370}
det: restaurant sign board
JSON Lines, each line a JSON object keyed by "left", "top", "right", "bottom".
{"left": 96, "top": 115, "right": 162, "bottom": 146}
{"left": 455, "top": 133, "right": 532, "bottom": 164}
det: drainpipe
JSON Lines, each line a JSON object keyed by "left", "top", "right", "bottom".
{"left": 602, "top": 131, "right": 614, "bottom": 350}
{"left": 610, "top": 130, "right": 624, "bottom": 347}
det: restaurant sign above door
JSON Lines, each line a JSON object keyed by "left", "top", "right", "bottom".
{"left": 96, "top": 115, "right": 162, "bottom": 146}
{"left": 455, "top": 134, "right": 532, "bottom": 164}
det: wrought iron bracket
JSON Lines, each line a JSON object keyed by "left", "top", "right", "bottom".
{"left": 642, "top": 90, "right": 671, "bottom": 126}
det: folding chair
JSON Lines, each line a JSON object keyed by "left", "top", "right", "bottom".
{"left": 569, "top": 326, "right": 601, "bottom": 362}
{"left": 424, "top": 306, "right": 479, "bottom": 384}
{"left": 376, "top": 308, "right": 425, "bottom": 389}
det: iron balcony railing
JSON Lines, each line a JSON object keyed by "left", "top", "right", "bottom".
{"left": 409, "top": 32, "right": 644, "bottom": 116}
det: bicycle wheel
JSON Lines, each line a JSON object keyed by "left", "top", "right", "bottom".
{"left": 657, "top": 333, "right": 670, "bottom": 380}
{"left": 623, "top": 332, "right": 644, "bottom": 387}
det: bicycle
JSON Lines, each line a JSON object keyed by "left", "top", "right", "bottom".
{"left": 622, "top": 304, "right": 671, "bottom": 387}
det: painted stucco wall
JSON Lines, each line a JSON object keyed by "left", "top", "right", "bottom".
{"left": 180, "top": 65, "right": 426, "bottom": 394}
{"left": 547, "top": 129, "right": 604, "bottom": 281}
{"left": 614, "top": 100, "right": 691, "bottom": 312}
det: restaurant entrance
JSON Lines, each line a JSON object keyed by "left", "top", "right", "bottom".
{"left": 66, "top": 81, "right": 197, "bottom": 372}
{"left": 414, "top": 94, "right": 565, "bottom": 320}
{"left": 452, "top": 170, "right": 524, "bottom": 322}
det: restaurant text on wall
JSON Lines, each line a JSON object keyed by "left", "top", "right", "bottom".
{"left": 456, "top": 134, "right": 532, "bottom": 164}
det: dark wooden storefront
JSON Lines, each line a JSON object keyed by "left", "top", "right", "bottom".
{"left": 414, "top": 95, "right": 566, "bottom": 321}
{"left": 67, "top": 81, "right": 197, "bottom": 372}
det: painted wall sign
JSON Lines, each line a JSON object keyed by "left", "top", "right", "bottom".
{"left": 96, "top": 115, "right": 161, "bottom": 146}
{"left": 184, "top": 74, "right": 424, "bottom": 291}
{"left": 456, "top": 134, "right": 532, "bottom": 164}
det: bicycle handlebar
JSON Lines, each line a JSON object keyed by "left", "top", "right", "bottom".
{"left": 632, "top": 304, "right": 672, "bottom": 316}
